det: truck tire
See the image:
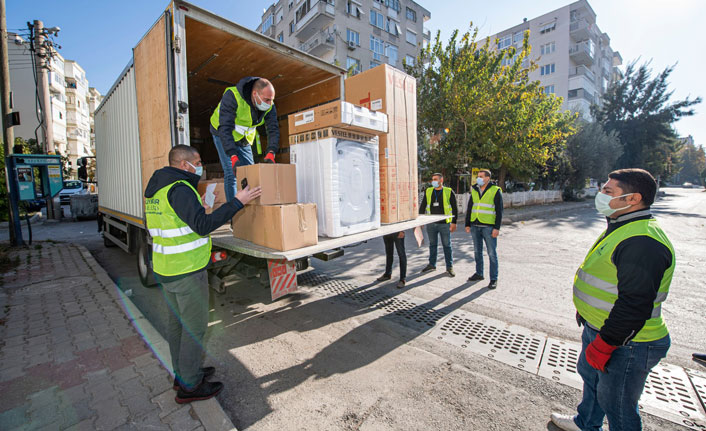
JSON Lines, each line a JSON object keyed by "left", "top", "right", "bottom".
{"left": 137, "top": 235, "right": 158, "bottom": 287}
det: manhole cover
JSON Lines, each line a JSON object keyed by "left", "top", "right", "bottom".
{"left": 13, "top": 276, "right": 94, "bottom": 295}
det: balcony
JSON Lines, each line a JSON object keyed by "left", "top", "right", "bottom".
{"left": 569, "top": 18, "right": 594, "bottom": 41}
{"left": 569, "top": 40, "right": 595, "bottom": 66}
{"left": 423, "top": 27, "right": 430, "bottom": 40}
{"left": 300, "top": 29, "right": 335, "bottom": 56}
{"left": 295, "top": 0, "right": 335, "bottom": 41}
{"left": 569, "top": 65, "right": 595, "bottom": 83}
{"left": 567, "top": 88, "right": 595, "bottom": 104}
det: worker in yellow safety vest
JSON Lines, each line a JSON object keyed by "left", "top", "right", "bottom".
{"left": 210, "top": 77, "right": 279, "bottom": 202}
{"left": 464, "top": 169, "right": 503, "bottom": 290}
{"left": 144, "top": 145, "right": 261, "bottom": 404}
{"left": 419, "top": 172, "right": 458, "bottom": 277}
{"left": 551, "top": 168, "right": 674, "bottom": 431}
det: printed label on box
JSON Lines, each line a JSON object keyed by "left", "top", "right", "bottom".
{"left": 294, "top": 110, "right": 315, "bottom": 126}
{"left": 371, "top": 99, "right": 383, "bottom": 111}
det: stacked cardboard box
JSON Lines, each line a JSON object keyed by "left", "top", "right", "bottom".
{"left": 344, "top": 64, "right": 418, "bottom": 224}
{"left": 231, "top": 164, "right": 317, "bottom": 251}
{"left": 197, "top": 179, "right": 226, "bottom": 214}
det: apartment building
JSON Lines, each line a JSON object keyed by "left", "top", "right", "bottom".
{"left": 64, "top": 60, "right": 92, "bottom": 171}
{"left": 257, "top": 0, "right": 431, "bottom": 74}
{"left": 49, "top": 52, "right": 68, "bottom": 155}
{"left": 88, "top": 87, "right": 103, "bottom": 153}
{"left": 487, "top": 0, "right": 622, "bottom": 118}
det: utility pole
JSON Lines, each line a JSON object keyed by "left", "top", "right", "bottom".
{"left": 1, "top": 0, "right": 23, "bottom": 245}
{"left": 34, "top": 20, "right": 54, "bottom": 154}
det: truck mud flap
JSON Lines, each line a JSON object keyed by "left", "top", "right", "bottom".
{"left": 267, "top": 259, "right": 298, "bottom": 301}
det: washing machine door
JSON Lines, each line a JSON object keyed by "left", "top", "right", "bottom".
{"left": 336, "top": 140, "right": 376, "bottom": 226}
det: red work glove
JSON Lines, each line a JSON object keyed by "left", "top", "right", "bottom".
{"left": 230, "top": 154, "right": 239, "bottom": 167}
{"left": 263, "top": 151, "right": 276, "bottom": 163}
{"left": 585, "top": 334, "right": 618, "bottom": 372}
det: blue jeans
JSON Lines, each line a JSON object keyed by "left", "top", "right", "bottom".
{"left": 470, "top": 225, "right": 498, "bottom": 280}
{"left": 212, "top": 133, "right": 254, "bottom": 202}
{"left": 574, "top": 325, "right": 670, "bottom": 431}
{"left": 426, "top": 223, "right": 453, "bottom": 269}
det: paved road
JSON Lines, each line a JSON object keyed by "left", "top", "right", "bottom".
{"left": 3, "top": 188, "right": 703, "bottom": 430}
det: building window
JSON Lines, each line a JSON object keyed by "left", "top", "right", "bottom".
{"left": 497, "top": 35, "right": 512, "bottom": 50}
{"left": 544, "top": 85, "right": 555, "bottom": 95}
{"left": 370, "top": 10, "right": 385, "bottom": 29}
{"left": 540, "top": 63, "right": 556, "bottom": 76}
{"left": 59, "top": 112, "right": 63, "bottom": 119}
{"left": 288, "top": 0, "right": 293, "bottom": 10}
{"left": 346, "top": 1, "right": 362, "bottom": 18}
{"left": 539, "top": 22, "right": 556, "bottom": 34}
{"left": 289, "top": 20, "right": 295, "bottom": 34}
{"left": 370, "top": 35, "right": 384, "bottom": 61}
{"left": 277, "top": 32, "right": 284, "bottom": 42}
{"left": 385, "top": 43, "right": 398, "bottom": 66}
{"left": 386, "top": 18, "right": 400, "bottom": 36}
{"left": 513, "top": 31, "right": 523, "bottom": 44}
{"left": 370, "top": 60, "right": 380, "bottom": 69}
{"left": 276, "top": 8, "right": 283, "bottom": 23}
{"left": 347, "top": 29, "right": 360, "bottom": 46}
{"left": 540, "top": 42, "right": 556, "bottom": 55}
{"left": 404, "top": 55, "right": 415, "bottom": 66}
{"left": 262, "top": 14, "right": 274, "bottom": 34}
{"left": 406, "top": 29, "right": 416, "bottom": 45}
{"left": 387, "top": 0, "right": 401, "bottom": 12}
{"left": 406, "top": 7, "right": 416, "bottom": 22}
{"left": 296, "top": 2, "right": 312, "bottom": 23}
{"left": 346, "top": 57, "right": 361, "bottom": 75}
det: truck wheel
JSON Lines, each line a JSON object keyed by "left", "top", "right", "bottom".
{"left": 137, "top": 236, "right": 158, "bottom": 287}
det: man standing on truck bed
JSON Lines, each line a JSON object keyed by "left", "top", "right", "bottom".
{"left": 210, "top": 77, "right": 279, "bottom": 202}
{"left": 144, "top": 145, "right": 261, "bottom": 403}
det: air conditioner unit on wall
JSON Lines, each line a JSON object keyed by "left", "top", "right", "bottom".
{"left": 347, "top": 40, "right": 356, "bottom": 50}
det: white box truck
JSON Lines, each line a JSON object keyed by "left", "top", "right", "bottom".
{"left": 95, "top": 1, "right": 444, "bottom": 300}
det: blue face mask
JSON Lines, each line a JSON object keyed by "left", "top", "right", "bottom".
{"left": 476, "top": 177, "right": 485, "bottom": 186}
{"left": 187, "top": 161, "right": 203, "bottom": 177}
{"left": 431, "top": 180, "right": 440, "bottom": 188}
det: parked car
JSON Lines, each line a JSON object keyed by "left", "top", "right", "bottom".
{"left": 59, "top": 180, "right": 86, "bottom": 205}
{"left": 682, "top": 182, "right": 694, "bottom": 188}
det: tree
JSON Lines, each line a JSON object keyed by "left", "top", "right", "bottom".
{"left": 406, "top": 24, "right": 575, "bottom": 189}
{"left": 673, "top": 138, "right": 706, "bottom": 185}
{"left": 592, "top": 61, "right": 701, "bottom": 178}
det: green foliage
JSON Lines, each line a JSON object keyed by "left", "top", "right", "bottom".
{"left": 564, "top": 121, "right": 622, "bottom": 189}
{"left": 672, "top": 138, "right": 706, "bottom": 185}
{"left": 592, "top": 61, "right": 701, "bottom": 178}
{"left": 406, "top": 24, "right": 576, "bottom": 189}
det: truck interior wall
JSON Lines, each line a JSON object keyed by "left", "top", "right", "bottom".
{"left": 183, "top": 16, "right": 342, "bottom": 171}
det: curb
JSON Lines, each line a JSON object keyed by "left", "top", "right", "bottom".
{"left": 0, "top": 212, "right": 43, "bottom": 229}
{"left": 502, "top": 202, "right": 593, "bottom": 225}
{"left": 74, "top": 244, "right": 238, "bottom": 431}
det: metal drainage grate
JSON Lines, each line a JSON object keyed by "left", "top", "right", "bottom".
{"left": 373, "top": 296, "right": 450, "bottom": 329}
{"left": 640, "top": 363, "right": 706, "bottom": 430}
{"left": 537, "top": 338, "right": 583, "bottom": 390}
{"left": 430, "top": 311, "right": 545, "bottom": 373}
{"left": 687, "top": 370, "right": 706, "bottom": 414}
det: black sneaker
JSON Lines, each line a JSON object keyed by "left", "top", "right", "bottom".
{"left": 421, "top": 265, "right": 436, "bottom": 273}
{"left": 468, "top": 273, "right": 484, "bottom": 282}
{"left": 447, "top": 268, "right": 455, "bottom": 277}
{"left": 173, "top": 366, "right": 216, "bottom": 391}
{"left": 693, "top": 353, "right": 706, "bottom": 365}
{"left": 175, "top": 380, "right": 224, "bottom": 404}
{"left": 396, "top": 280, "right": 406, "bottom": 289}
{"left": 376, "top": 274, "right": 392, "bottom": 282}
{"left": 487, "top": 280, "right": 497, "bottom": 290}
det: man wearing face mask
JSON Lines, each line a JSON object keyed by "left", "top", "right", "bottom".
{"left": 464, "top": 169, "right": 503, "bottom": 289}
{"left": 551, "top": 168, "right": 675, "bottom": 431}
{"left": 419, "top": 173, "right": 458, "bottom": 277}
{"left": 210, "top": 77, "right": 279, "bottom": 202}
{"left": 144, "top": 145, "right": 262, "bottom": 404}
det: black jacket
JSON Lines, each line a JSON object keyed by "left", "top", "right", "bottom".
{"left": 582, "top": 209, "right": 673, "bottom": 346}
{"left": 209, "top": 76, "right": 279, "bottom": 157}
{"left": 464, "top": 183, "right": 503, "bottom": 230}
{"left": 144, "top": 167, "right": 244, "bottom": 281}
{"left": 419, "top": 187, "right": 459, "bottom": 224}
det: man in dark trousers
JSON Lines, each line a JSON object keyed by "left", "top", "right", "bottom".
{"left": 419, "top": 173, "right": 458, "bottom": 277}
{"left": 144, "top": 145, "right": 261, "bottom": 403}
{"left": 210, "top": 77, "right": 279, "bottom": 202}
{"left": 551, "top": 168, "right": 674, "bottom": 431}
{"left": 464, "top": 169, "right": 503, "bottom": 289}
{"left": 377, "top": 232, "right": 407, "bottom": 288}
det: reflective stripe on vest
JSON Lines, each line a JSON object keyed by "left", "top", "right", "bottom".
{"left": 425, "top": 187, "right": 453, "bottom": 223}
{"left": 145, "top": 180, "right": 212, "bottom": 277}
{"left": 470, "top": 186, "right": 500, "bottom": 224}
{"left": 209, "top": 86, "right": 272, "bottom": 154}
{"left": 573, "top": 218, "right": 674, "bottom": 342}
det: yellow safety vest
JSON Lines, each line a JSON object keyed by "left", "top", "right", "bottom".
{"left": 425, "top": 187, "right": 453, "bottom": 223}
{"left": 209, "top": 86, "right": 272, "bottom": 154}
{"left": 470, "top": 185, "right": 500, "bottom": 225}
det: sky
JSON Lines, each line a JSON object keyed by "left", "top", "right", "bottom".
{"left": 7, "top": 0, "right": 705, "bottom": 147}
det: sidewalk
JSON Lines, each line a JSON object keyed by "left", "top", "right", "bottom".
{"left": 0, "top": 242, "right": 235, "bottom": 431}
{"left": 501, "top": 200, "right": 592, "bottom": 224}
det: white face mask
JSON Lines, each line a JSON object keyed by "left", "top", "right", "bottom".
{"left": 476, "top": 177, "right": 485, "bottom": 186}
{"left": 186, "top": 161, "right": 204, "bottom": 178}
{"left": 431, "top": 180, "right": 440, "bottom": 188}
{"left": 594, "top": 192, "right": 632, "bottom": 217}
{"left": 254, "top": 92, "right": 271, "bottom": 111}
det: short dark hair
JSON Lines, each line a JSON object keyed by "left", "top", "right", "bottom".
{"left": 478, "top": 169, "right": 491, "bottom": 178}
{"left": 608, "top": 168, "right": 657, "bottom": 206}
{"left": 432, "top": 172, "right": 443, "bottom": 179}
{"left": 169, "top": 145, "right": 199, "bottom": 166}
{"left": 253, "top": 78, "right": 272, "bottom": 92}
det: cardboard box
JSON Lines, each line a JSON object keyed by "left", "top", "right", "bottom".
{"left": 232, "top": 203, "right": 318, "bottom": 251}
{"left": 288, "top": 100, "right": 388, "bottom": 136}
{"left": 197, "top": 179, "right": 226, "bottom": 214}
{"left": 345, "top": 64, "right": 418, "bottom": 223}
{"left": 235, "top": 163, "right": 297, "bottom": 206}
{"left": 289, "top": 127, "right": 377, "bottom": 146}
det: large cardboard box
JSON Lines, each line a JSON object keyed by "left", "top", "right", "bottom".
{"left": 345, "top": 64, "right": 418, "bottom": 223}
{"left": 197, "top": 179, "right": 225, "bottom": 214}
{"left": 235, "top": 163, "right": 297, "bottom": 206}
{"left": 231, "top": 203, "right": 318, "bottom": 251}
{"left": 288, "top": 100, "right": 388, "bottom": 136}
